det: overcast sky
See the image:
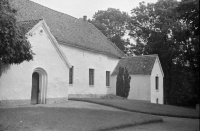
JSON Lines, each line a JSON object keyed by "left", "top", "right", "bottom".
{"left": 30, "top": 0, "right": 158, "bottom": 19}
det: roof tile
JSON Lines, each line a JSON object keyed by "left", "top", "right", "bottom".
{"left": 111, "top": 55, "right": 157, "bottom": 75}
{"left": 17, "top": 19, "right": 42, "bottom": 34}
{"left": 10, "top": 0, "right": 124, "bottom": 58}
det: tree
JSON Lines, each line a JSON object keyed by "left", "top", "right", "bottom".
{"left": 116, "top": 67, "right": 131, "bottom": 98}
{"left": 0, "top": 0, "right": 34, "bottom": 64}
{"left": 116, "top": 67, "right": 124, "bottom": 97}
{"left": 123, "top": 68, "right": 131, "bottom": 98}
{"left": 129, "top": 0, "right": 199, "bottom": 106}
{"left": 129, "top": 0, "right": 180, "bottom": 104}
{"left": 177, "top": 0, "right": 199, "bottom": 36}
{"left": 89, "top": 8, "right": 131, "bottom": 52}
{"left": 176, "top": 0, "right": 199, "bottom": 104}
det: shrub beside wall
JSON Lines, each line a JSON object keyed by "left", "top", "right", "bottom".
{"left": 116, "top": 67, "right": 131, "bottom": 98}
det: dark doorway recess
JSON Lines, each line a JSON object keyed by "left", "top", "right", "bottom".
{"left": 31, "top": 72, "right": 39, "bottom": 104}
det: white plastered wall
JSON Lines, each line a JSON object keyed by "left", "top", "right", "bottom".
{"left": 60, "top": 44, "right": 119, "bottom": 96}
{"left": 0, "top": 25, "right": 69, "bottom": 101}
{"left": 150, "top": 58, "right": 164, "bottom": 104}
{"left": 110, "top": 75, "right": 151, "bottom": 101}
{"left": 128, "top": 75, "right": 151, "bottom": 101}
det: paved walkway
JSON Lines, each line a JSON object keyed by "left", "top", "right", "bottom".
{"left": 1, "top": 100, "right": 199, "bottom": 131}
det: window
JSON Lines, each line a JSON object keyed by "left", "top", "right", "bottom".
{"left": 106, "top": 71, "right": 110, "bottom": 86}
{"left": 89, "top": 69, "right": 94, "bottom": 85}
{"left": 155, "top": 76, "right": 159, "bottom": 90}
{"left": 69, "top": 66, "right": 73, "bottom": 84}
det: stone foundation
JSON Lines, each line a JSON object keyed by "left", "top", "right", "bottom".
{"left": 0, "top": 99, "right": 30, "bottom": 106}
{"left": 0, "top": 97, "right": 68, "bottom": 107}
{"left": 68, "top": 94, "right": 106, "bottom": 99}
{"left": 46, "top": 97, "right": 68, "bottom": 104}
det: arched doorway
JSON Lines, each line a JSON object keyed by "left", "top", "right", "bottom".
{"left": 31, "top": 68, "right": 47, "bottom": 104}
{"left": 31, "top": 72, "right": 39, "bottom": 104}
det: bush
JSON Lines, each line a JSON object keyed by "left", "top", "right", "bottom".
{"left": 116, "top": 67, "right": 131, "bottom": 98}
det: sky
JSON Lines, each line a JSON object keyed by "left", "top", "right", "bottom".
{"left": 30, "top": 0, "right": 158, "bottom": 19}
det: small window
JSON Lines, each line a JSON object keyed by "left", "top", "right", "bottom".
{"left": 69, "top": 66, "right": 73, "bottom": 84}
{"left": 89, "top": 69, "right": 94, "bottom": 85}
{"left": 106, "top": 71, "right": 110, "bottom": 86}
{"left": 155, "top": 76, "right": 159, "bottom": 90}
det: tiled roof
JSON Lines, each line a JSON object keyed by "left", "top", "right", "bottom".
{"left": 111, "top": 55, "right": 157, "bottom": 75}
{"left": 10, "top": 0, "right": 125, "bottom": 58}
{"left": 17, "top": 19, "right": 42, "bottom": 34}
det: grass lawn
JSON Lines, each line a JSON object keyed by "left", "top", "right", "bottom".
{"left": 0, "top": 107, "right": 162, "bottom": 131}
{"left": 69, "top": 98, "right": 200, "bottom": 119}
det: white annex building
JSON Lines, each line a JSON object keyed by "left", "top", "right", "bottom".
{"left": 111, "top": 56, "right": 164, "bottom": 104}
{"left": 0, "top": 0, "right": 164, "bottom": 105}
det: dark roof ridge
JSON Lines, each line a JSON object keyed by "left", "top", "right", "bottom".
{"left": 58, "top": 40, "right": 121, "bottom": 58}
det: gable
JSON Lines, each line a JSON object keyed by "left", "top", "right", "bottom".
{"left": 111, "top": 55, "right": 157, "bottom": 75}
{"left": 10, "top": 0, "right": 125, "bottom": 58}
{"left": 152, "top": 57, "right": 164, "bottom": 77}
{"left": 21, "top": 19, "right": 71, "bottom": 68}
{"left": 18, "top": 19, "right": 42, "bottom": 34}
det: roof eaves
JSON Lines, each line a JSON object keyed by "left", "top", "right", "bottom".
{"left": 111, "top": 55, "right": 158, "bottom": 76}
{"left": 111, "top": 59, "right": 121, "bottom": 76}
{"left": 58, "top": 40, "right": 122, "bottom": 59}
{"left": 88, "top": 22, "right": 125, "bottom": 57}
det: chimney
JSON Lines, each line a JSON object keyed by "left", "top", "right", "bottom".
{"left": 83, "top": 15, "right": 87, "bottom": 21}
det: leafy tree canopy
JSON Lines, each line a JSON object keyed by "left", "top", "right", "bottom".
{"left": 177, "top": 0, "right": 199, "bottom": 36}
{"left": 129, "top": 0, "right": 199, "bottom": 105}
{"left": 89, "top": 8, "right": 131, "bottom": 52}
{"left": 0, "top": 0, "right": 34, "bottom": 64}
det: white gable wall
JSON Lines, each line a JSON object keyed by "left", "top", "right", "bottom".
{"left": 128, "top": 75, "right": 151, "bottom": 101}
{"left": 150, "top": 58, "right": 164, "bottom": 104}
{"left": 0, "top": 25, "right": 69, "bottom": 104}
{"left": 60, "top": 44, "right": 119, "bottom": 97}
{"left": 111, "top": 75, "right": 151, "bottom": 101}
{"left": 110, "top": 76, "right": 117, "bottom": 95}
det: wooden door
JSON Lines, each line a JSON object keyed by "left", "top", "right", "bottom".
{"left": 31, "top": 72, "right": 39, "bottom": 104}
